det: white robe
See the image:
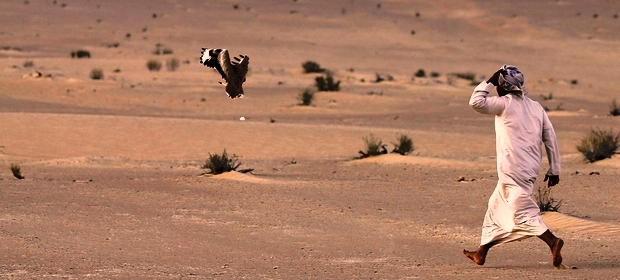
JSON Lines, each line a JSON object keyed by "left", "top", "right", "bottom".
{"left": 469, "top": 81, "right": 561, "bottom": 246}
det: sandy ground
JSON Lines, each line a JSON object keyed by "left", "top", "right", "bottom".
{"left": 1, "top": 0, "right": 620, "bottom": 278}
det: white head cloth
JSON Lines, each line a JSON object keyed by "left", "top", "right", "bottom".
{"left": 498, "top": 64, "right": 527, "bottom": 95}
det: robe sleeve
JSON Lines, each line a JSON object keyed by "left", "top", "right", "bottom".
{"left": 469, "top": 81, "right": 506, "bottom": 115}
{"left": 542, "top": 111, "right": 561, "bottom": 176}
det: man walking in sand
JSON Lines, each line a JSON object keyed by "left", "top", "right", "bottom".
{"left": 463, "top": 65, "right": 564, "bottom": 268}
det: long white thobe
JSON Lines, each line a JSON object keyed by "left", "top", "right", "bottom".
{"left": 469, "top": 81, "right": 561, "bottom": 246}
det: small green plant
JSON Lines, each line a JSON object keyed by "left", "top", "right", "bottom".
{"left": 89, "top": 68, "right": 104, "bottom": 80}
{"left": 392, "top": 134, "right": 414, "bottom": 155}
{"left": 610, "top": 99, "right": 620, "bottom": 116}
{"left": 535, "top": 185, "right": 562, "bottom": 212}
{"left": 201, "top": 149, "right": 241, "bottom": 175}
{"left": 10, "top": 163, "right": 25, "bottom": 179}
{"left": 576, "top": 128, "right": 619, "bottom": 162}
{"left": 302, "top": 61, "right": 324, "bottom": 73}
{"left": 315, "top": 72, "right": 340, "bottom": 91}
{"left": 358, "top": 134, "right": 387, "bottom": 158}
{"left": 146, "top": 59, "right": 162, "bottom": 71}
{"left": 298, "top": 88, "right": 315, "bottom": 106}
{"left": 166, "top": 58, "right": 179, "bottom": 72}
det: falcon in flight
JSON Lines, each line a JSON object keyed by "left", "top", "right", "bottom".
{"left": 200, "top": 48, "right": 249, "bottom": 99}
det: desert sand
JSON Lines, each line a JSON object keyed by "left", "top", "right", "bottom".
{"left": 1, "top": 0, "right": 620, "bottom": 278}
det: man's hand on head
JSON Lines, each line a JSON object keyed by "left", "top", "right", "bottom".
{"left": 487, "top": 70, "right": 502, "bottom": 86}
{"left": 544, "top": 175, "right": 560, "bottom": 188}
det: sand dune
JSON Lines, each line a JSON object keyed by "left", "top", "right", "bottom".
{"left": 542, "top": 212, "right": 620, "bottom": 238}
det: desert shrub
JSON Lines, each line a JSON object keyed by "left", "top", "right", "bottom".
{"left": 298, "top": 88, "right": 315, "bottom": 106}
{"left": 358, "top": 134, "right": 387, "bottom": 158}
{"left": 315, "top": 73, "right": 340, "bottom": 91}
{"left": 166, "top": 58, "right": 180, "bottom": 71}
{"left": 414, "top": 69, "right": 426, "bottom": 78}
{"left": 23, "top": 60, "right": 34, "bottom": 67}
{"left": 454, "top": 72, "right": 476, "bottom": 81}
{"left": 576, "top": 128, "right": 619, "bottom": 162}
{"left": 201, "top": 149, "right": 241, "bottom": 175}
{"left": 430, "top": 71, "right": 440, "bottom": 78}
{"left": 392, "top": 134, "right": 414, "bottom": 155}
{"left": 89, "top": 68, "right": 104, "bottom": 80}
{"left": 146, "top": 59, "right": 162, "bottom": 71}
{"left": 302, "top": 61, "right": 324, "bottom": 73}
{"left": 71, "top": 50, "right": 90, "bottom": 59}
{"left": 10, "top": 163, "right": 24, "bottom": 179}
{"left": 535, "top": 185, "right": 562, "bottom": 212}
{"left": 610, "top": 99, "right": 620, "bottom": 116}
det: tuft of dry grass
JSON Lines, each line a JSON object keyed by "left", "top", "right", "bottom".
{"left": 576, "top": 128, "right": 619, "bottom": 162}
{"left": 358, "top": 134, "right": 387, "bottom": 158}
{"left": 302, "top": 61, "right": 324, "bottom": 73}
{"left": 201, "top": 150, "right": 241, "bottom": 175}
{"left": 146, "top": 59, "right": 162, "bottom": 71}
{"left": 535, "top": 185, "right": 562, "bottom": 212}
{"left": 315, "top": 72, "right": 340, "bottom": 91}
{"left": 10, "top": 163, "right": 25, "bottom": 179}
{"left": 392, "top": 134, "right": 414, "bottom": 155}
{"left": 90, "top": 68, "right": 104, "bottom": 80}
{"left": 166, "top": 58, "right": 180, "bottom": 72}
{"left": 298, "top": 88, "right": 315, "bottom": 106}
{"left": 610, "top": 99, "right": 620, "bottom": 116}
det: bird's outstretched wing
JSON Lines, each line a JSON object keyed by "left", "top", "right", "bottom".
{"left": 200, "top": 48, "right": 249, "bottom": 99}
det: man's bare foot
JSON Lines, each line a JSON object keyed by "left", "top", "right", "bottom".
{"left": 552, "top": 238, "right": 564, "bottom": 267}
{"left": 463, "top": 249, "right": 486, "bottom": 265}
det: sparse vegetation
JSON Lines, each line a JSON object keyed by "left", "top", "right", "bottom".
{"left": 166, "top": 58, "right": 180, "bottom": 71}
{"left": 201, "top": 149, "right": 241, "bottom": 175}
{"left": 610, "top": 99, "right": 620, "bottom": 116}
{"left": 146, "top": 59, "right": 162, "bottom": 71}
{"left": 535, "top": 185, "right": 562, "bottom": 212}
{"left": 298, "top": 88, "right": 315, "bottom": 106}
{"left": 414, "top": 69, "right": 426, "bottom": 78}
{"left": 71, "top": 50, "right": 90, "bottom": 59}
{"left": 10, "top": 163, "right": 25, "bottom": 179}
{"left": 430, "top": 72, "right": 440, "bottom": 78}
{"left": 392, "top": 134, "right": 415, "bottom": 155}
{"left": 89, "top": 68, "right": 104, "bottom": 80}
{"left": 358, "top": 134, "right": 387, "bottom": 158}
{"left": 453, "top": 72, "right": 476, "bottom": 81}
{"left": 374, "top": 73, "right": 394, "bottom": 83}
{"left": 315, "top": 72, "right": 340, "bottom": 91}
{"left": 153, "top": 44, "right": 173, "bottom": 55}
{"left": 540, "top": 92, "right": 553, "bottom": 100}
{"left": 23, "top": 60, "right": 34, "bottom": 67}
{"left": 302, "top": 61, "right": 325, "bottom": 73}
{"left": 576, "top": 128, "right": 619, "bottom": 162}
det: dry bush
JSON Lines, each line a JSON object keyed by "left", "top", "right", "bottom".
{"left": 89, "top": 68, "right": 104, "bottom": 80}
{"left": 298, "top": 88, "right": 315, "bottom": 106}
{"left": 10, "top": 163, "right": 25, "bottom": 179}
{"left": 146, "top": 59, "right": 162, "bottom": 71}
{"left": 610, "top": 99, "right": 620, "bottom": 116}
{"left": 201, "top": 150, "right": 241, "bottom": 175}
{"left": 23, "top": 60, "right": 34, "bottom": 67}
{"left": 166, "top": 58, "right": 180, "bottom": 72}
{"left": 302, "top": 61, "right": 324, "bottom": 73}
{"left": 414, "top": 69, "right": 426, "bottom": 78}
{"left": 392, "top": 134, "right": 414, "bottom": 155}
{"left": 315, "top": 72, "right": 340, "bottom": 91}
{"left": 535, "top": 185, "right": 562, "bottom": 212}
{"left": 358, "top": 134, "right": 387, "bottom": 158}
{"left": 576, "top": 128, "right": 619, "bottom": 162}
